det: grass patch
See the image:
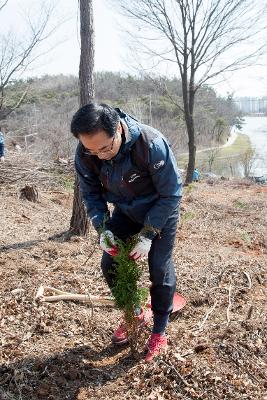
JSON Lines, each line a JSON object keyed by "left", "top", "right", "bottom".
{"left": 180, "top": 211, "right": 195, "bottom": 225}
{"left": 184, "top": 182, "right": 195, "bottom": 194}
{"left": 59, "top": 175, "right": 74, "bottom": 191}
{"left": 218, "top": 134, "right": 251, "bottom": 158}
{"left": 199, "top": 134, "right": 251, "bottom": 163}
{"left": 240, "top": 231, "right": 252, "bottom": 244}
{"left": 233, "top": 199, "right": 248, "bottom": 209}
{"left": 178, "top": 133, "right": 253, "bottom": 177}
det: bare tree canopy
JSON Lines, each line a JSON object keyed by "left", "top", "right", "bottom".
{"left": 113, "top": 0, "right": 267, "bottom": 182}
{"left": 116, "top": 0, "right": 267, "bottom": 86}
{"left": 0, "top": 0, "right": 8, "bottom": 12}
{"left": 0, "top": 1, "right": 58, "bottom": 120}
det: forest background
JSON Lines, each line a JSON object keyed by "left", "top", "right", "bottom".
{"left": 2, "top": 72, "right": 240, "bottom": 169}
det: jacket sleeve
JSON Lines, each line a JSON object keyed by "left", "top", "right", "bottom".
{"left": 143, "top": 137, "right": 182, "bottom": 231}
{"left": 75, "top": 149, "right": 108, "bottom": 231}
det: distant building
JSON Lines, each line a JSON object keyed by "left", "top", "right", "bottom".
{"left": 234, "top": 97, "right": 267, "bottom": 115}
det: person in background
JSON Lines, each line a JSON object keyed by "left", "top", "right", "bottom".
{"left": 193, "top": 168, "right": 199, "bottom": 182}
{"left": 71, "top": 103, "right": 182, "bottom": 362}
{"left": 0, "top": 128, "right": 5, "bottom": 162}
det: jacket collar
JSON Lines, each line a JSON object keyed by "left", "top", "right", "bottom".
{"left": 111, "top": 114, "right": 141, "bottom": 162}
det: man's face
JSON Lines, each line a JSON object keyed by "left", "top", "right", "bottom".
{"left": 78, "top": 124, "right": 122, "bottom": 160}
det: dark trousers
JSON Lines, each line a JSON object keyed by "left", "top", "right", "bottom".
{"left": 101, "top": 207, "right": 178, "bottom": 317}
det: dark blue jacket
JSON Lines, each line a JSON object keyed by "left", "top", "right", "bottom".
{"left": 75, "top": 113, "right": 182, "bottom": 232}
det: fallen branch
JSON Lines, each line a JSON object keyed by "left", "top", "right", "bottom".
{"left": 82, "top": 240, "right": 98, "bottom": 266}
{"left": 160, "top": 360, "right": 191, "bottom": 388}
{"left": 194, "top": 300, "right": 218, "bottom": 332}
{"left": 226, "top": 284, "right": 232, "bottom": 324}
{"left": 243, "top": 271, "right": 252, "bottom": 289}
{"left": 245, "top": 305, "right": 254, "bottom": 320}
{"left": 35, "top": 285, "right": 114, "bottom": 306}
{"left": 219, "top": 344, "right": 261, "bottom": 384}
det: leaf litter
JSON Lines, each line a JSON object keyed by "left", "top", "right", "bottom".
{"left": 0, "top": 155, "right": 266, "bottom": 399}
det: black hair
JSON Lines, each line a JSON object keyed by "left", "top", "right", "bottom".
{"left": 70, "top": 103, "right": 120, "bottom": 138}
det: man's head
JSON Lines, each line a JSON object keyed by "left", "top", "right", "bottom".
{"left": 71, "top": 103, "right": 123, "bottom": 160}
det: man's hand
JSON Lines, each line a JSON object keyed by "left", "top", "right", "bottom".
{"left": 129, "top": 236, "right": 152, "bottom": 260}
{"left": 99, "top": 230, "right": 118, "bottom": 256}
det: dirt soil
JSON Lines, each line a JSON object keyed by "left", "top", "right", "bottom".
{"left": 0, "top": 154, "right": 267, "bottom": 400}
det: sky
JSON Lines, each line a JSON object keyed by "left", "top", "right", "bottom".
{"left": 1, "top": 0, "right": 267, "bottom": 98}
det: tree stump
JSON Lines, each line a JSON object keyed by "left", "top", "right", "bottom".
{"left": 19, "top": 185, "right": 39, "bottom": 202}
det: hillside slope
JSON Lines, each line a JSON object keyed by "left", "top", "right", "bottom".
{"left": 0, "top": 155, "right": 266, "bottom": 400}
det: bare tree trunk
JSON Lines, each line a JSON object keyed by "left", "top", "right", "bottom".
{"left": 182, "top": 72, "right": 196, "bottom": 185}
{"left": 79, "top": 0, "right": 95, "bottom": 104}
{"left": 70, "top": 0, "right": 95, "bottom": 235}
{"left": 185, "top": 117, "right": 196, "bottom": 185}
{"left": 70, "top": 175, "right": 89, "bottom": 235}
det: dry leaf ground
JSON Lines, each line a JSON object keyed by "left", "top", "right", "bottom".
{"left": 0, "top": 154, "right": 266, "bottom": 399}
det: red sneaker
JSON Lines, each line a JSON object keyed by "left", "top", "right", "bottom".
{"left": 112, "top": 321, "right": 128, "bottom": 344}
{"left": 145, "top": 333, "right": 168, "bottom": 362}
{"left": 112, "top": 310, "right": 149, "bottom": 345}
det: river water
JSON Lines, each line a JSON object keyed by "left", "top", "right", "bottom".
{"left": 241, "top": 116, "right": 267, "bottom": 177}
{"left": 199, "top": 116, "right": 267, "bottom": 178}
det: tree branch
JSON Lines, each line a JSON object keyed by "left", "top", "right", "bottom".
{"left": 0, "top": 0, "right": 8, "bottom": 12}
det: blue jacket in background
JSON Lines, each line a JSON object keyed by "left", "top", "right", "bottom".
{"left": 193, "top": 169, "right": 199, "bottom": 181}
{"left": 75, "top": 114, "right": 182, "bottom": 232}
{"left": 0, "top": 132, "right": 4, "bottom": 157}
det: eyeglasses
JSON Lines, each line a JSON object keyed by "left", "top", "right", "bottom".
{"left": 85, "top": 134, "right": 117, "bottom": 156}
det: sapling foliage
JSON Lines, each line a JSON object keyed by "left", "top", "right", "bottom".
{"left": 112, "top": 238, "right": 148, "bottom": 323}
{"left": 103, "top": 230, "right": 149, "bottom": 354}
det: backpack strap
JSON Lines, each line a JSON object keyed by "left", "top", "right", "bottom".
{"left": 115, "top": 107, "right": 139, "bottom": 122}
{"left": 131, "top": 129, "right": 150, "bottom": 170}
{"left": 115, "top": 107, "right": 151, "bottom": 170}
{"left": 131, "top": 124, "right": 162, "bottom": 170}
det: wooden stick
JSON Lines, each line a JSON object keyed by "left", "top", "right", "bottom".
{"left": 45, "top": 286, "right": 79, "bottom": 295}
{"left": 243, "top": 271, "right": 252, "bottom": 289}
{"left": 160, "top": 360, "right": 191, "bottom": 388}
{"left": 226, "top": 284, "right": 232, "bottom": 324}
{"left": 35, "top": 285, "right": 114, "bottom": 306}
{"left": 35, "top": 285, "right": 45, "bottom": 298}
{"left": 195, "top": 300, "right": 218, "bottom": 332}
